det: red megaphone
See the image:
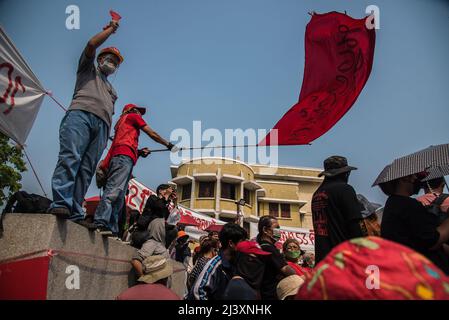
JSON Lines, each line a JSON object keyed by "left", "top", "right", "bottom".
{"left": 110, "top": 10, "right": 122, "bottom": 22}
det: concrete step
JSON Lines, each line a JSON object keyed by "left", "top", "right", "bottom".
{"left": 0, "top": 213, "right": 186, "bottom": 299}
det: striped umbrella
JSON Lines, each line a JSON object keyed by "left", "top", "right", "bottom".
{"left": 372, "top": 143, "right": 449, "bottom": 186}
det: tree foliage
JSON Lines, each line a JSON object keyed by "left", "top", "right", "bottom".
{"left": 0, "top": 133, "right": 27, "bottom": 207}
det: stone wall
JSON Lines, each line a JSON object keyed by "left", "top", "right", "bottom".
{"left": 0, "top": 214, "right": 186, "bottom": 300}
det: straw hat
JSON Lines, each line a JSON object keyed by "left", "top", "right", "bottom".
{"left": 276, "top": 275, "right": 305, "bottom": 300}
{"left": 138, "top": 255, "right": 173, "bottom": 284}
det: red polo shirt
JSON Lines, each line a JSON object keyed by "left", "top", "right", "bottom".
{"left": 104, "top": 113, "right": 147, "bottom": 167}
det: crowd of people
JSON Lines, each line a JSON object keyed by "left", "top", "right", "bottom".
{"left": 312, "top": 156, "right": 449, "bottom": 276}
{"left": 16, "top": 16, "right": 448, "bottom": 300}
{"left": 124, "top": 209, "right": 315, "bottom": 300}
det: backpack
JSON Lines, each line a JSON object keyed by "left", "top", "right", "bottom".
{"left": 1, "top": 191, "right": 52, "bottom": 238}
{"left": 357, "top": 194, "right": 381, "bottom": 237}
{"left": 360, "top": 213, "right": 381, "bottom": 237}
{"left": 3, "top": 191, "right": 52, "bottom": 214}
{"left": 425, "top": 193, "right": 449, "bottom": 225}
{"left": 129, "top": 215, "right": 153, "bottom": 249}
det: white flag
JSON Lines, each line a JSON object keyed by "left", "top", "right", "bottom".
{"left": 0, "top": 26, "right": 46, "bottom": 145}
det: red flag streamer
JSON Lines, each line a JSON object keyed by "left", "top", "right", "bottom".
{"left": 259, "top": 11, "right": 375, "bottom": 146}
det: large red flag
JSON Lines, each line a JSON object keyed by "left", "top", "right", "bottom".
{"left": 259, "top": 12, "right": 375, "bottom": 146}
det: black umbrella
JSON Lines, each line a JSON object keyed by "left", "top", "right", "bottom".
{"left": 372, "top": 143, "right": 449, "bottom": 186}
{"left": 422, "top": 166, "right": 449, "bottom": 181}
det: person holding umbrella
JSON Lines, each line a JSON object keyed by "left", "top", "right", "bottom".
{"left": 373, "top": 144, "right": 449, "bottom": 275}
{"left": 377, "top": 174, "right": 449, "bottom": 275}
{"left": 417, "top": 177, "right": 449, "bottom": 224}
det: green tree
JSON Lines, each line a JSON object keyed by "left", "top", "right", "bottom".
{"left": 0, "top": 133, "right": 27, "bottom": 207}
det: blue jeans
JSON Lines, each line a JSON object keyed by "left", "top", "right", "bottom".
{"left": 94, "top": 155, "right": 134, "bottom": 234}
{"left": 50, "top": 110, "right": 109, "bottom": 220}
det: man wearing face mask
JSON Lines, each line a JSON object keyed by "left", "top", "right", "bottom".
{"left": 380, "top": 174, "right": 449, "bottom": 275}
{"left": 49, "top": 18, "right": 123, "bottom": 223}
{"left": 311, "top": 156, "right": 364, "bottom": 264}
{"left": 257, "top": 216, "right": 296, "bottom": 300}
{"left": 189, "top": 223, "right": 248, "bottom": 300}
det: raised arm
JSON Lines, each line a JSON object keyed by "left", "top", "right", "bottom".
{"left": 85, "top": 21, "right": 119, "bottom": 58}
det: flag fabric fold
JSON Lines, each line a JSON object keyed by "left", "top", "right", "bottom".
{"left": 260, "top": 11, "right": 376, "bottom": 146}
{"left": 0, "top": 26, "right": 46, "bottom": 145}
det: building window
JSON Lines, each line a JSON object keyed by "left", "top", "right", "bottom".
{"left": 269, "top": 203, "right": 279, "bottom": 217}
{"left": 280, "top": 203, "right": 291, "bottom": 218}
{"left": 243, "top": 189, "right": 251, "bottom": 206}
{"left": 221, "top": 183, "right": 236, "bottom": 200}
{"left": 198, "top": 182, "right": 214, "bottom": 198}
{"left": 181, "top": 183, "right": 191, "bottom": 200}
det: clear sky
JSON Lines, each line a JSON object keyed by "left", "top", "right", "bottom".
{"left": 1, "top": 0, "right": 448, "bottom": 206}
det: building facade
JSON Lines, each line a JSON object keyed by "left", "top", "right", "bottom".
{"left": 170, "top": 157, "right": 323, "bottom": 238}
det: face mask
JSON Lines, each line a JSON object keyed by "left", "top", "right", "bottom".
{"left": 99, "top": 60, "right": 117, "bottom": 76}
{"left": 285, "top": 250, "right": 301, "bottom": 260}
{"left": 272, "top": 228, "right": 282, "bottom": 242}
{"left": 235, "top": 252, "right": 265, "bottom": 290}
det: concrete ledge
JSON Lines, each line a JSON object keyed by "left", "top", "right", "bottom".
{"left": 0, "top": 214, "right": 187, "bottom": 300}
{"left": 0, "top": 214, "right": 137, "bottom": 300}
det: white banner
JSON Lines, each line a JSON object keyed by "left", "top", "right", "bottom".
{"left": 125, "top": 178, "right": 225, "bottom": 232}
{"left": 0, "top": 26, "right": 46, "bottom": 145}
{"left": 278, "top": 226, "right": 315, "bottom": 252}
{"left": 126, "top": 178, "right": 155, "bottom": 212}
{"left": 176, "top": 205, "right": 226, "bottom": 231}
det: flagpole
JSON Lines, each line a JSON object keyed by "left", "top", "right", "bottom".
{"left": 45, "top": 91, "right": 68, "bottom": 112}
{"left": 148, "top": 143, "right": 311, "bottom": 153}
{"left": 22, "top": 147, "right": 48, "bottom": 198}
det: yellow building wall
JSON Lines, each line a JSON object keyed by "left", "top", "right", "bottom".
{"left": 178, "top": 160, "right": 254, "bottom": 179}
{"left": 252, "top": 165, "right": 321, "bottom": 178}
{"left": 242, "top": 204, "right": 254, "bottom": 216}
{"left": 179, "top": 200, "right": 191, "bottom": 208}
{"left": 195, "top": 199, "right": 215, "bottom": 210}
{"left": 257, "top": 202, "right": 302, "bottom": 228}
{"left": 258, "top": 182, "right": 299, "bottom": 200}
{"left": 220, "top": 199, "right": 238, "bottom": 212}
{"left": 297, "top": 181, "right": 322, "bottom": 230}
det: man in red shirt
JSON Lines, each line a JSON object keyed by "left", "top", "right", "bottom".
{"left": 93, "top": 103, "right": 176, "bottom": 236}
